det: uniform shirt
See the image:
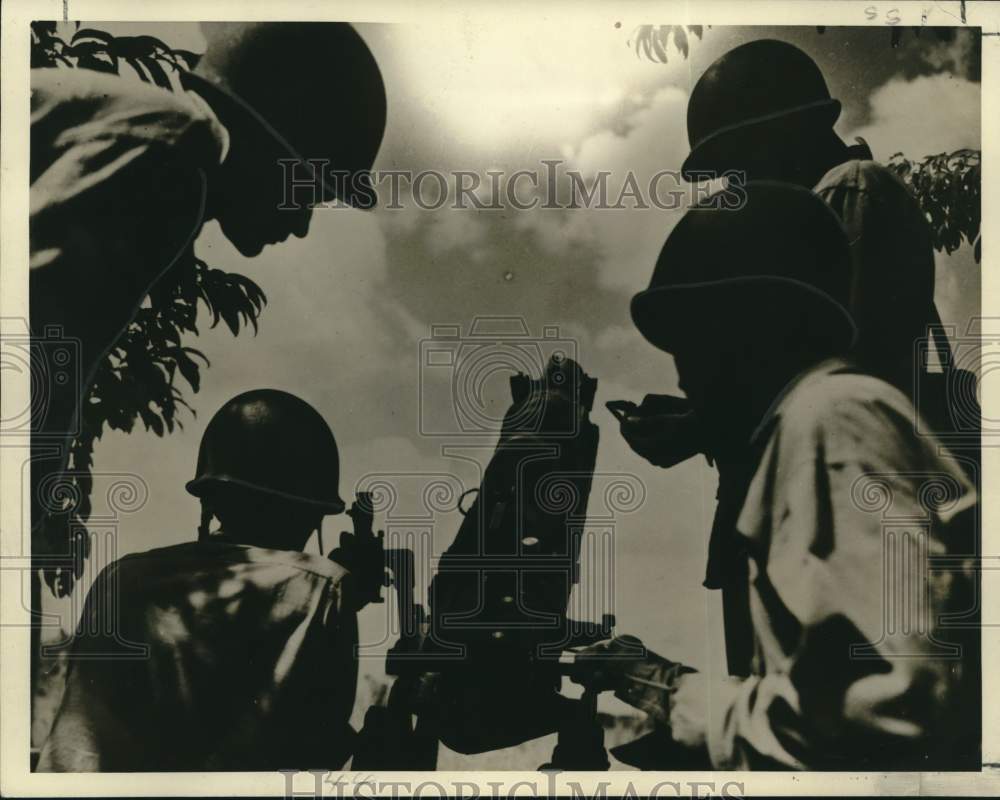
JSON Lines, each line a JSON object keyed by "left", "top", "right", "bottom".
{"left": 813, "top": 159, "right": 936, "bottom": 377}
{"left": 31, "top": 66, "right": 228, "bottom": 360}
{"left": 29, "top": 67, "right": 229, "bottom": 546}
{"left": 30, "top": 67, "right": 227, "bottom": 427}
{"left": 703, "top": 358, "right": 978, "bottom": 770}
{"left": 704, "top": 159, "right": 943, "bottom": 677}
{"left": 37, "top": 541, "right": 358, "bottom": 772}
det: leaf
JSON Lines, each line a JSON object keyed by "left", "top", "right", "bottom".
{"left": 32, "top": 21, "right": 58, "bottom": 36}
{"left": 673, "top": 26, "right": 689, "bottom": 59}
{"left": 234, "top": 274, "right": 268, "bottom": 312}
{"left": 651, "top": 27, "right": 669, "bottom": 63}
{"left": 142, "top": 407, "right": 165, "bottom": 437}
{"left": 71, "top": 28, "right": 114, "bottom": 46}
{"left": 137, "top": 55, "right": 173, "bottom": 89}
{"left": 72, "top": 45, "right": 118, "bottom": 73}
{"left": 112, "top": 35, "right": 170, "bottom": 59}
{"left": 123, "top": 55, "right": 152, "bottom": 83}
{"left": 172, "top": 49, "right": 200, "bottom": 70}
{"left": 218, "top": 303, "right": 242, "bottom": 336}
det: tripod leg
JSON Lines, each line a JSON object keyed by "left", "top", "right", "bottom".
{"left": 539, "top": 691, "right": 609, "bottom": 771}
{"left": 353, "top": 677, "right": 440, "bottom": 771}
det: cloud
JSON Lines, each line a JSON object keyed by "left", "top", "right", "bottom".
{"left": 373, "top": 19, "right": 681, "bottom": 158}
{"left": 892, "top": 27, "right": 981, "bottom": 82}
{"left": 848, "top": 73, "right": 980, "bottom": 160}
{"left": 87, "top": 207, "right": 427, "bottom": 555}
{"left": 510, "top": 85, "right": 693, "bottom": 297}
{"left": 918, "top": 29, "right": 980, "bottom": 80}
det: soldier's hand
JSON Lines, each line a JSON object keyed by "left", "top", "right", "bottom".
{"left": 569, "top": 635, "right": 696, "bottom": 726}
{"left": 568, "top": 634, "right": 653, "bottom": 692}
{"left": 606, "top": 395, "right": 706, "bottom": 469}
{"left": 667, "top": 671, "right": 710, "bottom": 751}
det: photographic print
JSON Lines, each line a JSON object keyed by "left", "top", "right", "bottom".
{"left": 1, "top": 1, "right": 995, "bottom": 796}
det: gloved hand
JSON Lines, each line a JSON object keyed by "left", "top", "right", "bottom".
{"left": 606, "top": 395, "right": 707, "bottom": 469}
{"left": 568, "top": 635, "right": 696, "bottom": 726}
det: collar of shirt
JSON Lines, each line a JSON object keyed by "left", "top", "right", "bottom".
{"left": 747, "top": 357, "right": 853, "bottom": 446}
{"left": 186, "top": 84, "right": 231, "bottom": 164}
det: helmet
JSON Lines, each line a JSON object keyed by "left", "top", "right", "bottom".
{"left": 683, "top": 40, "right": 841, "bottom": 179}
{"left": 186, "top": 389, "right": 345, "bottom": 513}
{"left": 187, "top": 22, "right": 386, "bottom": 209}
{"left": 630, "top": 181, "right": 857, "bottom": 354}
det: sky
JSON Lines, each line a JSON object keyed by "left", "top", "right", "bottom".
{"left": 40, "top": 20, "right": 982, "bottom": 762}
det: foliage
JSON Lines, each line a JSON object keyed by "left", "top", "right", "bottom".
{"left": 31, "top": 21, "right": 198, "bottom": 88}
{"left": 888, "top": 149, "right": 982, "bottom": 263}
{"left": 629, "top": 23, "right": 966, "bottom": 64}
{"left": 31, "top": 22, "right": 267, "bottom": 596}
{"left": 628, "top": 25, "right": 703, "bottom": 63}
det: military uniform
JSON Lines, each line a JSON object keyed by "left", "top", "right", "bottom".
{"left": 38, "top": 541, "right": 358, "bottom": 771}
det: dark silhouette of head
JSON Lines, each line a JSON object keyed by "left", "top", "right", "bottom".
{"left": 183, "top": 22, "right": 387, "bottom": 256}
{"left": 631, "top": 181, "right": 856, "bottom": 452}
{"left": 683, "top": 40, "right": 850, "bottom": 187}
{"left": 186, "top": 389, "right": 346, "bottom": 551}
{"left": 197, "top": 483, "right": 323, "bottom": 551}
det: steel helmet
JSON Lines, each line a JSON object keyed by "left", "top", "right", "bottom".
{"left": 186, "top": 22, "right": 386, "bottom": 209}
{"left": 683, "top": 40, "right": 841, "bottom": 179}
{"left": 631, "top": 181, "right": 857, "bottom": 354}
{"left": 186, "top": 389, "right": 345, "bottom": 513}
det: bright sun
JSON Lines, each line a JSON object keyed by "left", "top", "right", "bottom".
{"left": 384, "top": 18, "right": 677, "bottom": 153}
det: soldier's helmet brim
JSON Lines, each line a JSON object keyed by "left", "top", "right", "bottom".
{"left": 630, "top": 180, "right": 858, "bottom": 355}
{"left": 186, "top": 388, "right": 347, "bottom": 515}
{"left": 185, "top": 475, "right": 346, "bottom": 514}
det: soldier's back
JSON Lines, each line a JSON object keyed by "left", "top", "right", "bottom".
{"left": 38, "top": 540, "right": 358, "bottom": 771}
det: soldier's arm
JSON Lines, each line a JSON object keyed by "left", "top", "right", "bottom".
{"left": 30, "top": 68, "right": 227, "bottom": 362}
{"left": 813, "top": 159, "right": 936, "bottom": 364}
{"left": 697, "top": 389, "right": 976, "bottom": 769}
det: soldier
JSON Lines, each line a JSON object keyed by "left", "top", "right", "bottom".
{"left": 38, "top": 389, "right": 383, "bottom": 771}
{"left": 30, "top": 22, "right": 386, "bottom": 555}
{"left": 578, "top": 182, "right": 978, "bottom": 770}
{"left": 611, "top": 39, "right": 969, "bottom": 679}
{"left": 29, "top": 24, "right": 387, "bottom": 763}
{"left": 681, "top": 39, "right": 938, "bottom": 389}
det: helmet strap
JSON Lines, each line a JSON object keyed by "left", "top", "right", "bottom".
{"left": 198, "top": 499, "right": 215, "bottom": 543}
{"left": 316, "top": 525, "right": 324, "bottom": 556}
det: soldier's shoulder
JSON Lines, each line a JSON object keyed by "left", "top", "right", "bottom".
{"left": 770, "top": 359, "right": 917, "bottom": 462}
{"left": 785, "top": 358, "right": 907, "bottom": 409}
{"left": 113, "top": 541, "right": 349, "bottom": 586}
{"left": 31, "top": 67, "right": 227, "bottom": 163}
{"left": 814, "top": 158, "right": 907, "bottom": 196}
{"left": 33, "top": 67, "right": 176, "bottom": 108}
